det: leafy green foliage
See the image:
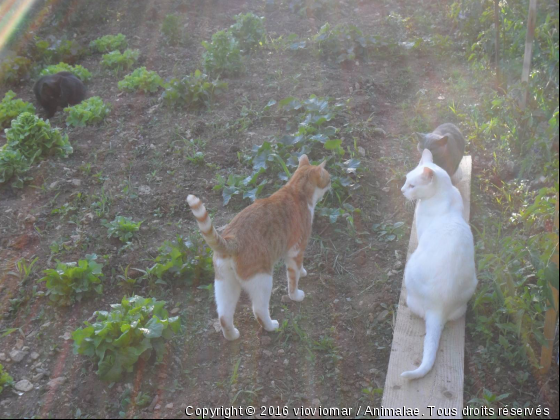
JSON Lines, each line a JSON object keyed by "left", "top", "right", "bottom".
{"left": 39, "top": 62, "right": 92, "bottom": 82}
{"left": 0, "top": 91, "right": 35, "bottom": 129}
{"left": 161, "top": 15, "right": 183, "bottom": 46}
{"left": 38, "top": 254, "right": 104, "bottom": 306}
{"left": 147, "top": 234, "right": 213, "bottom": 284}
{"left": 202, "top": 30, "right": 243, "bottom": 77}
{"left": 0, "top": 55, "right": 32, "bottom": 84}
{"left": 0, "top": 148, "right": 32, "bottom": 189}
{"left": 0, "top": 364, "right": 13, "bottom": 394}
{"left": 118, "top": 67, "right": 164, "bottom": 93}
{"left": 64, "top": 96, "right": 111, "bottom": 127}
{"left": 72, "top": 295, "right": 180, "bottom": 382}
{"left": 101, "top": 49, "right": 140, "bottom": 73}
{"left": 229, "top": 12, "right": 266, "bottom": 52}
{"left": 371, "top": 222, "right": 406, "bottom": 242}
{"left": 33, "top": 37, "right": 86, "bottom": 64}
{"left": 5, "top": 112, "right": 72, "bottom": 162}
{"left": 104, "top": 216, "right": 142, "bottom": 243}
{"left": 89, "top": 33, "right": 128, "bottom": 53}
{"left": 161, "top": 70, "right": 228, "bottom": 109}
{"left": 214, "top": 170, "right": 267, "bottom": 206}
{"left": 214, "top": 94, "right": 361, "bottom": 212}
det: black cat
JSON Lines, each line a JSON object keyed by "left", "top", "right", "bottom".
{"left": 33, "top": 72, "right": 86, "bottom": 118}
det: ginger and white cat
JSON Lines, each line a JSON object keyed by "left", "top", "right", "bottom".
{"left": 187, "top": 155, "right": 331, "bottom": 341}
{"left": 400, "top": 149, "right": 477, "bottom": 379}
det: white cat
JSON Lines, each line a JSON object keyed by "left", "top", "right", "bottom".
{"left": 400, "top": 149, "right": 477, "bottom": 379}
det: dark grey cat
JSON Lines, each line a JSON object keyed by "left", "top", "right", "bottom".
{"left": 33, "top": 72, "right": 86, "bottom": 118}
{"left": 416, "top": 123, "right": 465, "bottom": 178}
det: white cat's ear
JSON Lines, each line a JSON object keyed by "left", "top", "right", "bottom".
{"left": 422, "top": 167, "right": 434, "bottom": 180}
{"left": 298, "top": 154, "right": 310, "bottom": 167}
{"left": 421, "top": 148, "right": 434, "bottom": 163}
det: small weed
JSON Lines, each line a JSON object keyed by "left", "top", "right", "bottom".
{"left": 103, "top": 216, "right": 142, "bottom": 243}
{"left": 371, "top": 222, "right": 406, "bottom": 242}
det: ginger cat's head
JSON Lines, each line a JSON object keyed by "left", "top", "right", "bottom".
{"left": 288, "top": 154, "right": 331, "bottom": 206}
{"left": 401, "top": 149, "right": 438, "bottom": 201}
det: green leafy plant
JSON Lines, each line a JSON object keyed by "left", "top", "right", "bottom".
{"left": 147, "top": 234, "right": 213, "bottom": 285}
{"left": 64, "top": 96, "right": 111, "bottom": 127}
{"left": 101, "top": 49, "right": 140, "bottom": 73}
{"left": 38, "top": 254, "right": 104, "bottom": 306}
{"left": 4, "top": 112, "right": 72, "bottom": 162}
{"left": 89, "top": 33, "right": 128, "bottom": 53}
{"left": 371, "top": 221, "right": 406, "bottom": 242}
{"left": 33, "top": 37, "right": 86, "bottom": 64}
{"left": 4, "top": 112, "right": 72, "bottom": 167}
{"left": 0, "top": 55, "right": 32, "bottom": 84}
{"left": 214, "top": 170, "right": 267, "bottom": 205}
{"left": 118, "top": 67, "right": 164, "bottom": 93}
{"left": 0, "top": 148, "right": 32, "bottom": 188}
{"left": 229, "top": 12, "right": 266, "bottom": 52}
{"left": 104, "top": 216, "right": 142, "bottom": 243}
{"left": 202, "top": 30, "right": 243, "bottom": 77}
{"left": 0, "top": 91, "right": 35, "bottom": 129}
{"left": 161, "top": 70, "right": 228, "bottom": 109}
{"left": 72, "top": 295, "right": 181, "bottom": 382}
{"left": 39, "top": 62, "right": 92, "bottom": 82}
{"left": 0, "top": 364, "right": 13, "bottom": 394}
{"left": 161, "top": 14, "right": 182, "bottom": 46}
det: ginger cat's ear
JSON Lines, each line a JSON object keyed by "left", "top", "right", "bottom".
{"left": 318, "top": 160, "right": 327, "bottom": 169}
{"left": 298, "top": 154, "right": 310, "bottom": 167}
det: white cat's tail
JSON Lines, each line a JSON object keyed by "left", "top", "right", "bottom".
{"left": 187, "top": 195, "right": 234, "bottom": 254}
{"left": 401, "top": 312, "right": 445, "bottom": 380}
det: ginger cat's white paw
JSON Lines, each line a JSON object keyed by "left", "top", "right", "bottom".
{"left": 289, "top": 289, "right": 305, "bottom": 302}
{"left": 300, "top": 267, "right": 308, "bottom": 277}
{"left": 223, "top": 328, "right": 240, "bottom": 341}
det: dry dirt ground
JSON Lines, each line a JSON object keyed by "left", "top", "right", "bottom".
{"left": 0, "top": 1, "right": 557, "bottom": 419}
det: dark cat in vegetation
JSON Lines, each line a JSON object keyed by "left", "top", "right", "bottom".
{"left": 416, "top": 123, "right": 466, "bottom": 180}
{"left": 33, "top": 72, "right": 86, "bottom": 118}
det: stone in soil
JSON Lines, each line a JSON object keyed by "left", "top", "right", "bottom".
{"left": 15, "top": 380, "right": 33, "bottom": 392}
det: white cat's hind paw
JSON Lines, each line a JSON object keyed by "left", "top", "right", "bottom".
{"left": 289, "top": 289, "right": 305, "bottom": 302}
{"left": 266, "top": 320, "right": 279, "bottom": 331}
{"left": 223, "top": 328, "right": 240, "bottom": 341}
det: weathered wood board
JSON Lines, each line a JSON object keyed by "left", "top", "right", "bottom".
{"left": 380, "top": 156, "right": 472, "bottom": 419}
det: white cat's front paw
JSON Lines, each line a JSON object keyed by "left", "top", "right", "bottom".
{"left": 289, "top": 289, "right": 305, "bottom": 302}
{"left": 266, "top": 320, "right": 279, "bottom": 331}
{"left": 300, "top": 267, "right": 308, "bottom": 277}
{"left": 223, "top": 328, "right": 240, "bottom": 341}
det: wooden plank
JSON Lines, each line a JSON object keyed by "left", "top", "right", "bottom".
{"left": 381, "top": 156, "right": 472, "bottom": 419}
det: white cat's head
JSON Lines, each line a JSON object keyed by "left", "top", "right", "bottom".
{"left": 401, "top": 149, "right": 437, "bottom": 201}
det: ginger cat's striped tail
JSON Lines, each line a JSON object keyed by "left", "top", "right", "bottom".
{"left": 187, "top": 195, "right": 232, "bottom": 254}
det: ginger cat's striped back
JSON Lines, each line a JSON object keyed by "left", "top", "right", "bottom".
{"left": 187, "top": 155, "right": 331, "bottom": 340}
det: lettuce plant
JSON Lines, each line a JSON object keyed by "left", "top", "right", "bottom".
{"left": 118, "top": 67, "right": 164, "bottom": 93}
{"left": 64, "top": 96, "right": 111, "bottom": 127}
{"left": 38, "top": 254, "right": 104, "bottom": 306}
{"left": 39, "top": 62, "right": 92, "bottom": 82}
{"left": 0, "top": 91, "right": 35, "bottom": 129}
{"left": 72, "top": 295, "right": 181, "bottom": 381}
{"left": 90, "top": 33, "right": 128, "bottom": 53}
